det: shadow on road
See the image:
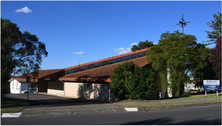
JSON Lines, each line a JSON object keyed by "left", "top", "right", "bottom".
{"left": 121, "top": 117, "right": 221, "bottom": 125}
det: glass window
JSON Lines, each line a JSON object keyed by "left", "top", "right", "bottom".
{"left": 88, "top": 64, "right": 94, "bottom": 69}
{"left": 102, "top": 61, "right": 108, "bottom": 66}
{"left": 123, "top": 56, "right": 129, "bottom": 61}
{"left": 137, "top": 52, "right": 144, "bottom": 58}
{"left": 143, "top": 51, "right": 146, "bottom": 56}
{"left": 74, "top": 67, "right": 80, "bottom": 72}
{"left": 108, "top": 59, "right": 115, "bottom": 64}
{"left": 130, "top": 54, "right": 137, "bottom": 59}
{"left": 66, "top": 69, "right": 74, "bottom": 75}
{"left": 116, "top": 57, "right": 122, "bottom": 63}
{"left": 94, "top": 62, "right": 101, "bottom": 68}
{"left": 80, "top": 66, "right": 87, "bottom": 71}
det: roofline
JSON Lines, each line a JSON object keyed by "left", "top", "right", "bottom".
{"left": 65, "top": 48, "right": 148, "bottom": 70}
{"left": 38, "top": 69, "right": 65, "bottom": 80}
{"left": 59, "top": 77, "right": 111, "bottom": 83}
{"left": 8, "top": 69, "right": 65, "bottom": 82}
{"left": 8, "top": 77, "right": 38, "bottom": 82}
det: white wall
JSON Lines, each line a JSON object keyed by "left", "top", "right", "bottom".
{"left": 10, "top": 79, "right": 29, "bottom": 94}
{"left": 10, "top": 79, "right": 21, "bottom": 94}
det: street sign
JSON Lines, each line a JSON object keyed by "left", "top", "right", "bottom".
{"left": 203, "top": 80, "right": 220, "bottom": 91}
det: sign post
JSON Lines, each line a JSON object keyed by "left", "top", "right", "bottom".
{"left": 203, "top": 80, "right": 220, "bottom": 96}
{"left": 26, "top": 77, "right": 31, "bottom": 101}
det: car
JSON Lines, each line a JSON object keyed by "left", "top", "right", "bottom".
{"left": 21, "top": 89, "right": 36, "bottom": 93}
{"left": 190, "top": 90, "right": 198, "bottom": 94}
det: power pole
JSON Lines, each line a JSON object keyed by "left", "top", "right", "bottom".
{"left": 176, "top": 14, "right": 190, "bottom": 34}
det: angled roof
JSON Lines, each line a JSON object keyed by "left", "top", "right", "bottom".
{"left": 9, "top": 69, "right": 65, "bottom": 82}
{"left": 59, "top": 56, "right": 150, "bottom": 82}
{"left": 65, "top": 48, "right": 148, "bottom": 71}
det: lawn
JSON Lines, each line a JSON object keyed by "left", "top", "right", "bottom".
{"left": 1, "top": 107, "right": 24, "bottom": 113}
{"left": 1, "top": 101, "right": 30, "bottom": 113}
{"left": 119, "top": 99, "right": 221, "bottom": 108}
{"left": 115, "top": 92, "right": 222, "bottom": 103}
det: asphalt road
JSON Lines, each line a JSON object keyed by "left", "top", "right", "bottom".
{"left": 2, "top": 105, "right": 221, "bottom": 125}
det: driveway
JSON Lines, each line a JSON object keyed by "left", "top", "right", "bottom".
{"left": 2, "top": 93, "right": 101, "bottom": 106}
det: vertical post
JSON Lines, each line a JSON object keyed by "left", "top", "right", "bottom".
{"left": 216, "top": 91, "right": 218, "bottom": 96}
{"left": 27, "top": 82, "right": 29, "bottom": 101}
{"left": 109, "top": 89, "right": 110, "bottom": 102}
{"left": 159, "top": 92, "right": 162, "bottom": 99}
{"left": 205, "top": 91, "right": 207, "bottom": 96}
{"left": 26, "top": 77, "right": 31, "bottom": 101}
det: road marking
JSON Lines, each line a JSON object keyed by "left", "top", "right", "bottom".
{"left": 124, "top": 108, "right": 138, "bottom": 112}
{"left": 2, "top": 113, "right": 22, "bottom": 118}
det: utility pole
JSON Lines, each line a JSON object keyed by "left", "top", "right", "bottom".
{"left": 176, "top": 14, "right": 190, "bottom": 34}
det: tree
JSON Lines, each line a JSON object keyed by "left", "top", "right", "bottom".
{"left": 147, "top": 31, "right": 210, "bottom": 97}
{"left": 131, "top": 40, "right": 154, "bottom": 51}
{"left": 208, "top": 36, "right": 221, "bottom": 80}
{"left": 192, "top": 48, "right": 217, "bottom": 87}
{"left": 1, "top": 18, "right": 48, "bottom": 95}
{"left": 205, "top": 12, "right": 221, "bottom": 44}
{"left": 110, "top": 61, "right": 156, "bottom": 100}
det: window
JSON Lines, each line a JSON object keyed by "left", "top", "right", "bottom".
{"left": 16, "top": 82, "right": 18, "bottom": 89}
{"left": 66, "top": 69, "right": 74, "bottom": 75}
{"left": 12, "top": 81, "right": 14, "bottom": 89}
{"left": 74, "top": 67, "right": 80, "bottom": 72}
{"left": 116, "top": 57, "right": 122, "bottom": 63}
{"left": 80, "top": 66, "right": 87, "bottom": 71}
{"left": 130, "top": 54, "right": 137, "bottom": 59}
{"left": 123, "top": 56, "right": 129, "bottom": 61}
{"left": 108, "top": 59, "right": 115, "bottom": 64}
{"left": 88, "top": 64, "right": 94, "bottom": 70}
{"left": 94, "top": 62, "right": 101, "bottom": 68}
{"left": 137, "top": 52, "right": 144, "bottom": 58}
{"left": 102, "top": 61, "right": 108, "bottom": 66}
{"left": 143, "top": 51, "right": 146, "bottom": 56}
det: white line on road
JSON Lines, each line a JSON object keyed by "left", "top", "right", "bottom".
{"left": 124, "top": 108, "right": 138, "bottom": 112}
{"left": 2, "top": 113, "right": 22, "bottom": 118}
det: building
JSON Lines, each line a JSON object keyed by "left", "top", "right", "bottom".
{"left": 9, "top": 48, "right": 168, "bottom": 100}
{"left": 9, "top": 69, "right": 65, "bottom": 95}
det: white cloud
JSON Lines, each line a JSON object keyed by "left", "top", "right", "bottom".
{"left": 74, "top": 51, "right": 85, "bottom": 55}
{"left": 15, "top": 7, "right": 32, "bottom": 13}
{"left": 130, "top": 43, "right": 138, "bottom": 46}
{"left": 114, "top": 47, "right": 131, "bottom": 54}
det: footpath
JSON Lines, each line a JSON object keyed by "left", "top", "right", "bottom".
{"left": 6, "top": 97, "right": 221, "bottom": 118}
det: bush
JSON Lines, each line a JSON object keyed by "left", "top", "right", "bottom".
{"left": 110, "top": 61, "right": 156, "bottom": 100}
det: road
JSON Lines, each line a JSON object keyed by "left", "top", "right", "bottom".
{"left": 1, "top": 105, "right": 221, "bottom": 125}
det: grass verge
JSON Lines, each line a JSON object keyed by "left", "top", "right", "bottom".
{"left": 1, "top": 107, "right": 24, "bottom": 113}
{"left": 119, "top": 99, "right": 221, "bottom": 108}
{"left": 116, "top": 92, "right": 222, "bottom": 103}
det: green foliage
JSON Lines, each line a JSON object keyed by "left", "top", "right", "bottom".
{"left": 131, "top": 40, "right": 154, "bottom": 51}
{"left": 147, "top": 31, "right": 210, "bottom": 97}
{"left": 205, "top": 12, "right": 221, "bottom": 44}
{"left": 192, "top": 48, "right": 217, "bottom": 87}
{"left": 1, "top": 18, "right": 48, "bottom": 95}
{"left": 1, "top": 107, "right": 24, "bottom": 113}
{"left": 110, "top": 61, "right": 156, "bottom": 100}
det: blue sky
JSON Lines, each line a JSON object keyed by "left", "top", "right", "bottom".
{"left": 1, "top": 1, "right": 221, "bottom": 70}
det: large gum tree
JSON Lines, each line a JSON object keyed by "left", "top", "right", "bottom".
{"left": 147, "top": 31, "right": 210, "bottom": 97}
{"left": 1, "top": 18, "right": 48, "bottom": 95}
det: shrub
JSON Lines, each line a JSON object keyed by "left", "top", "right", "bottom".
{"left": 110, "top": 61, "right": 156, "bottom": 100}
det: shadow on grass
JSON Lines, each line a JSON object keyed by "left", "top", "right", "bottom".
{"left": 121, "top": 117, "right": 221, "bottom": 125}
